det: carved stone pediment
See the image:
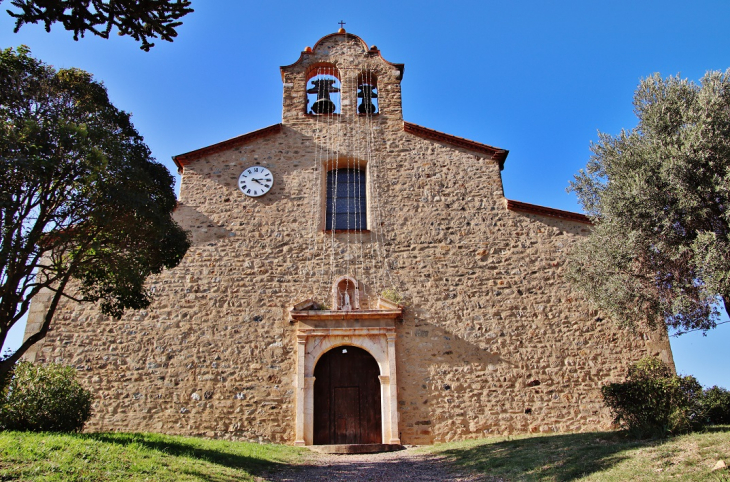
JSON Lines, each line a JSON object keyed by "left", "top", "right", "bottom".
{"left": 289, "top": 306, "right": 403, "bottom": 322}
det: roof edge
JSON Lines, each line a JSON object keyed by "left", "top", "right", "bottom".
{"left": 172, "top": 124, "right": 283, "bottom": 172}
{"left": 506, "top": 199, "right": 592, "bottom": 224}
{"left": 280, "top": 31, "right": 405, "bottom": 81}
{"left": 314, "top": 31, "right": 369, "bottom": 52}
{"left": 403, "top": 121, "right": 509, "bottom": 170}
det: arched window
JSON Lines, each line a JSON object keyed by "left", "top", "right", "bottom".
{"left": 326, "top": 168, "right": 366, "bottom": 231}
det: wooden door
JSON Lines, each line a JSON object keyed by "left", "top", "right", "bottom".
{"left": 334, "top": 387, "right": 359, "bottom": 444}
{"left": 313, "top": 346, "right": 382, "bottom": 444}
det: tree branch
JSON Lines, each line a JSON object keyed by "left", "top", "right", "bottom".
{"left": 671, "top": 319, "right": 730, "bottom": 337}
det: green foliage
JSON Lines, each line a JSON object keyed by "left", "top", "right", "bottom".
{"left": 6, "top": 0, "right": 193, "bottom": 51}
{"left": 700, "top": 386, "right": 730, "bottom": 425}
{"left": 0, "top": 362, "right": 92, "bottom": 432}
{"left": 601, "top": 357, "right": 704, "bottom": 437}
{"left": 0, "top": 47, "right": 190, "bottom": 377}
{"left": 0, "top": 431, "right": 308, "bottom": 481}
{"left": 0, "top": 360, "right": 12, "bottom": 394}
{"left": 381, "top": 288, "right": 405, "bottom": 305}
{"left": 568, "top": 70, "right": 730, "bottom": 333}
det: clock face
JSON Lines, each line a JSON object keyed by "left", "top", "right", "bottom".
{"left": 238, "top": 166, "right": 273, "bottom": 197}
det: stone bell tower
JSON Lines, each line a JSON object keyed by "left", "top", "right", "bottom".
{"left": 280, "top": 27, "right": 405, "bottom": 126}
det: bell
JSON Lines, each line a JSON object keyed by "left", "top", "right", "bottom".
{"left": 357, "top": 84, "right": 378, "bottom": 114}
{"left": 358, "top": 100, "right": 376, "bottom": 115}
{"left": 307, "top": 79, "right": 340, "bottom": 115}
{"left": 312, "top": 98, "right": 337, "bottom": 115}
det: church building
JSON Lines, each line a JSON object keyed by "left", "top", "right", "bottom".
{"left": 24, "top": 29, "right": 674, "bottom": 446}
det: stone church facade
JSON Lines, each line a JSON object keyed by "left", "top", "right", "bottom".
{"left": 24, "top": 30, "right": 673, "bottom": 445}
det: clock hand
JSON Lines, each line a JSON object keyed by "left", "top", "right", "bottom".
{"left": 251, "top": 178, "right": 264, "bottom": 185}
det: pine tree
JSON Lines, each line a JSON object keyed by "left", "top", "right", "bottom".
{"left": 6, "top": 0, "right": 193, "bottom": 51}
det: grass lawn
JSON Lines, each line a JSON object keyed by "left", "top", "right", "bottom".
{"left": 0, "top": 431, "right": 308, "bottom": 481}
{"left": 2, "top": 427, "right": 729, "bottom": 481}
{"left": 423, "top": 425, "right": 730, "bottom": 481}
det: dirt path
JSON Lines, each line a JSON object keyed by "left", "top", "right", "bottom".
{"left": 260, "top": 447, "right": 500, "bottom": 481}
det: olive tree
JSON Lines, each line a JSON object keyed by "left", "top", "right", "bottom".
{"left": 568, "top": 70, "right": 730, "bottom": 333}
{"left": 0, "top": 46, "right": 190, "bottom": 380}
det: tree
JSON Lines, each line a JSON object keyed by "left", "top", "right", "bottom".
{"left": 4, "top": 0, "right": 193, "bottom": 51}
{"left": 0, "top": 361, "right": 92, "bottom": 432}
{"left": 0, "top": 46, "right": 190, "bottom": 380}
{"left": 568, "top": 70, "right": 730, "bottom": 334}
{"left": 601, "top": 356, "right": 704, "bottom": 437}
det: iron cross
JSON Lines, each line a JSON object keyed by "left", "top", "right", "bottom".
{"left": 338, "top": 20, "right": 346, "bottom": 29}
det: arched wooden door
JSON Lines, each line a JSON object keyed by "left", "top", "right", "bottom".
{"left": 313, "top": 346, "right": 382, "bottom": 444}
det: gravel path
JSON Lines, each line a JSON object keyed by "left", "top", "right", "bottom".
{"left": 260, "top": 447, "right": 501, "bottom": 481}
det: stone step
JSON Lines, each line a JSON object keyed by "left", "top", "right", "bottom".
{"left": 308, "top": 444, "right": 405, "bottom": 454}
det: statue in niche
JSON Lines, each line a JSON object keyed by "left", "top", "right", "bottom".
{"left": 332, "top": 276, "right": 361, "bottom": 311}
{"left": 341, "top": 290, "right": 352, "bottom": 311}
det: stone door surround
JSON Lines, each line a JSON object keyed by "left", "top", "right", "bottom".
{"left": 291, "top": 308, "right": 401, "bottom": 446}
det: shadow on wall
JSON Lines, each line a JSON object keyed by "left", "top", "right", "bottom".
{"left": 507, "top": 208, "right": 592, "bottom": 236}
{"left": 397, "top": 320, "right": 508, "bottom": 442}
{"left": 402, "top": 319, "right": 504, "bottom": 368}
{"left": 176, "top": 126, "right": 374, "bottom": 207}
{"left": 174, "top": 203, "right": 234, "bottom": 245}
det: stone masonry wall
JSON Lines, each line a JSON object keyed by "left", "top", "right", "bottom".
{"left": 23, "top": 31, "right": 673, "bottom": 444}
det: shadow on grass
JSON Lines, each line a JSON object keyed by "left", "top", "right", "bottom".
{"left": 700, "top": 425, "right": 730, "bottom": 434}
{"left": 436, "top": 428, "right": 728, "bottom": 481}
{"left": 81, "top": 432, "right": 291, "bottom": 476}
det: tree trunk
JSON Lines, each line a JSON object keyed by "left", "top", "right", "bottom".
{"left": 0, "top": 277, "right": 69, "bottom": 387}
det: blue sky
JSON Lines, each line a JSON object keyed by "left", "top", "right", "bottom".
{"left": 1, "top": 0, "right": 729, "bottom": 387}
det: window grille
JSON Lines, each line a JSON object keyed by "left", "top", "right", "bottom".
{"left": 326, "top": 168, "right": 366, "bottom": 231}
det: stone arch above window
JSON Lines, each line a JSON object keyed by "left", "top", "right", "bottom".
{"left": 357, "top": 71, "right": 378, "bottom": 115}
{"left": 306, "top": 63, "right": 341, "bottom": 115}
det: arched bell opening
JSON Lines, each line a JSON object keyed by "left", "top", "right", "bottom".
{"left": 306, "top": 63, "right": 341, "bottom": 115}
{"left": 356, "top": 71, "right": 379, "bottom": 115}
{"left": 313, "top": 345, "right": 382, "bottom": 445}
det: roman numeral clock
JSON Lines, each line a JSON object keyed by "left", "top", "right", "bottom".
{"left": 238, "top": 166, "right": 273, "bottom": 197}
